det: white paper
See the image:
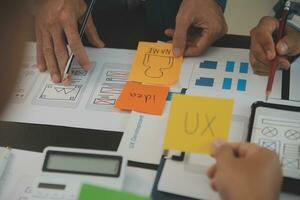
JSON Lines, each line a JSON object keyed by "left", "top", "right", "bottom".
{"left": 289, "top": 57, "right": 300, "bottom": 101}
{"left": 185, "top": 47, "right": 282, "bottom": 99}
{"left": 118, "top": 105, "right": 170, "bottom": 165}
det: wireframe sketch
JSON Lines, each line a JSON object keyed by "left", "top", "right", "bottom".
{"left": 13, "top": 63, "right": 39, "bottom": 103}
{"left": 261, "top": 127, "right": 278, "bottom": 137}
{"left": 282, "top": 157, "right": 300, "bottom": 170}
{"left": 259, "top": 139, "right": 280, "bottom": 153}
{"left": 32, "top": 62, "right": 94, "bottom": 108}
{"left": 39, "top": 85, "right": 81, "bottom": 101}
{"left": 87, "top": 63, "right": 130, "bottom": 112}
{"left": 262, "top": 118, "right": 300, "bottom": 128}
{"left": 285, "top": 129, "right": 300, "bottom": 140}
{"left": 283, "top": 144, "right": 300, "bottom": 157}
{"left": 143, "top": 54, "right": 174, "bottom": 78}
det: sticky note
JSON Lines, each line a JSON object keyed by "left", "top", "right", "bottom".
{"left": 128, "top": 42, "right": 183, "bottom": 86}
{"left": 115, "top": 82, "right": 169, "bottom": 115}
{"left": 79, "top": 184, "right": 151, "bottom": 200}
{"left": 163, "top": 94, "right": 234, "bottom": 154}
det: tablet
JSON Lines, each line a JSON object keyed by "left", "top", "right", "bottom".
{"left": 248, "top": 101, "right": 300, "bottom": 194}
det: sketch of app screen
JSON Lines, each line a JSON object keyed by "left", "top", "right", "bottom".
{"left": 13, "top": 63, "right": 40, "bottom": 103}
{"left": 86, "top": 63, "right": 130, "bottom": 112}
{"left": 32, "top": 62, "right": 95, "bottom": 108}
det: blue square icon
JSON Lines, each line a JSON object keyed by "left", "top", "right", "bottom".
{"left": 222, "top": 78, "right": 232, "bottom": 90}
{"left": 225, "top": 61, "right": 235, "bottom": 72}
{"left": 239, "top": 62, "right": 249, "bottom": 74}
{"left": 237, "top": 79, "right": 247, "bottom": 91}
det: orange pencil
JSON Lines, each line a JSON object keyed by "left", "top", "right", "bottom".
{"left": 266, "top": 0, "right": 291, "bottom": 101}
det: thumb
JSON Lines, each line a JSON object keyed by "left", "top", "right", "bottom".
{"left": 173, "top": 18, "right": 190, "bottom": 57}
{"left": 85, "top": 16, "right": 105, "bottom": 48}
{"left": 276, "top": 32, "right": 300, "bottom": 56}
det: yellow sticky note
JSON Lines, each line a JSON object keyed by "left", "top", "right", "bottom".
{"left": 163, "top": 94, "right": 234, "bottom": 154}
{"left": 129, "top": 42, "right": 183, "bottom": 86}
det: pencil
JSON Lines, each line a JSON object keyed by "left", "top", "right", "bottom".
{"left": 266, "top": 0, "right": 291, "bottom": 101}
{"left": 62, "top": 0, "right": 96, "bottom": 81}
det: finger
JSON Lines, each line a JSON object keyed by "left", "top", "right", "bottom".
{"left": 225, "top": 142, "right": 259, "bottom": 158}
{"left": 50, "top": 27, "right": 69, "bottom": 75}
{"left": 184, "top": 31, "right": 214, "bottom": 57}
{"left": 173, "top": 15, "right": 191, "bottom": 57}
{"left": 207, "top": 164, "right": 217, "bottom": 179}
{"left": 277, "top": 27, "right": 300, "bottom": 56}
{"left": 164, "top": 29, "right": 175, "bottom": 38}
{"left": 64, "top": 19, "right": 91, "bottom": 71}
{"left": 35, "top": 27, "right": 46, "bottom": 72}
{"left": 277, "top": 56, "right": 290, "bottom": 70}
{"left": 251, "top": 42, "right": 272, "bottom": 67}
{"left": 250, "top": 53, "right": 270, "bottom": 76}
{"left": 42, "top": 31, "right": 61, "bottom": 83}
{"left": 214, "top": 144, "right": 235, "bottom": 163}
{"left": 85, "top": 15, "right": 105, "bottom": 48}
{"left": 251, "top": 17, "right": 279, "bottom": 60}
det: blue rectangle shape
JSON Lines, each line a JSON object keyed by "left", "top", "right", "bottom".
{"left": 195, "top": 77, "right": 214, "bottom": 87}
{"left": 237, "top": 79, "right": 247, "bottom": 91}
{"left": 239, "top": 62, "right": 249, "bottom": 73}
{"left": 225, "top": 61, "right": 235, "bottom": 72}
{"left": 199, "top": 61, "right": 217, "bottom": 69}
{"left": 222, "top": 78, "right": 232, "bottom": 90}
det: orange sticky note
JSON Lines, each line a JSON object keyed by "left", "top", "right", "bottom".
{"left": 129, "top": 42, "right": 183, "bottom": 86}
{"left": 115, "top": 82, "right": 169, "bottom": 115}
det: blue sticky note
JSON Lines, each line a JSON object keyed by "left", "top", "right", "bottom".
{"left": 225, "top": 61, "right": 235, "bottom": 72}
{"left": 237, "top": 79, "right": 247, "bottom": 91}
{"left": 195, "top": 77, "right": 214, "bottom": 87}
{"left": 222, "top": 78, "right": 232, "bottom": 90}
{"left": 239, "top": 62, "right": 249, "bottom": 74}
{"left": 199, "top": 61, "right": 218, "bottom": 69}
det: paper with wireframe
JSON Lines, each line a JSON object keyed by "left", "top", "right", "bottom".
{"left": 163, "top": 94, "right": 234, "bottom": 154}
{"left": 115, "top": 82, "right": 169, "bottom": 115}
{"left": 128, "top": 42, "right": 183, "bottom": 86}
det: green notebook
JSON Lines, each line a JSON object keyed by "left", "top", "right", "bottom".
{"left": 78, "top": 184, "right": 152, "bottom": 200}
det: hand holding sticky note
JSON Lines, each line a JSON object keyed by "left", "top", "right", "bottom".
{"left": 163, "top": 94, "right": 234, "bottom": 154}
{"left": 115, "top": 82, "right": 169, "bottom": 115}
{"left": 129, "top": 42, "right": 183, "bottom": 86}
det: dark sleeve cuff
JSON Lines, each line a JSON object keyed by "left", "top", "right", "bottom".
{"left": 215, "top": 0, "right": 227, "bottom": 11}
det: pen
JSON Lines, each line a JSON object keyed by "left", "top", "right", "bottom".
{"left": 63, "top": 0, "right": 96, "bottom": 81}
{"left": 0, "top": 147, "right": 11, "bottom": 179}
{"left": 265, "top": 0, "right": 291, "bottom": 101}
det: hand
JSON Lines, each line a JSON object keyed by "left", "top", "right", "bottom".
{"left": 250, "top": 16, "right": 300, "bottom": 75}
{"left": 207, "top": 141, "right": 282, "bottom": 200}
{"left": 165, "top": 0, "right": 227, "bottom": 57}
{"left": 34, "top": 0, "right": 104, "bottom": 83}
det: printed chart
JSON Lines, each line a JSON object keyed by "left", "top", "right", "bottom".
{"left": 189, "top": 60, "right": 250, "bottom": 92}
{"left": 87, "top": 63, "right": 130, "bottom": 112}
{"left": 32, "top": 62, "right": 94, "bottom": 108}
{"left": 13, "top": 63, "right": 39, "bottom": 103}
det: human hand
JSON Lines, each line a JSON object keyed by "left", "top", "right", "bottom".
{"left": 250, "top": 16, "right": 300, "bottom": 75}
{"left": 207, "top": 141, "right": 282, "bottom": 200}
{"left": 34, "top": 0, "right": 104, "bottom": 83}
{"left": 164, "top": 0, "right": 227, "bottom": 57}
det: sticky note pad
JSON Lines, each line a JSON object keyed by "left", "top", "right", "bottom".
{"left": 79, "top": 184, "right": 151, "bottom": 200}
{"left": 115, "top": 82, "right": 169, "bottom": 115}
{"left": 128, "top": 42, "right": 183, "bottom": 86}
{"left": 163, "top": 94, "right": 234, "bottom": 154}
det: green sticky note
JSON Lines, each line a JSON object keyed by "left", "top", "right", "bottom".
{"left": 78, "top": 184, "right": 152, "bottom": 200}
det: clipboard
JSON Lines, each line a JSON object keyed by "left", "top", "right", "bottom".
{"left": 248, "top": 101, "right": 300, "bottom": 194}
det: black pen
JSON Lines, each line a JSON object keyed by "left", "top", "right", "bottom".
{"left": 63, "top": 0, "right": 96, "bottom": 81}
